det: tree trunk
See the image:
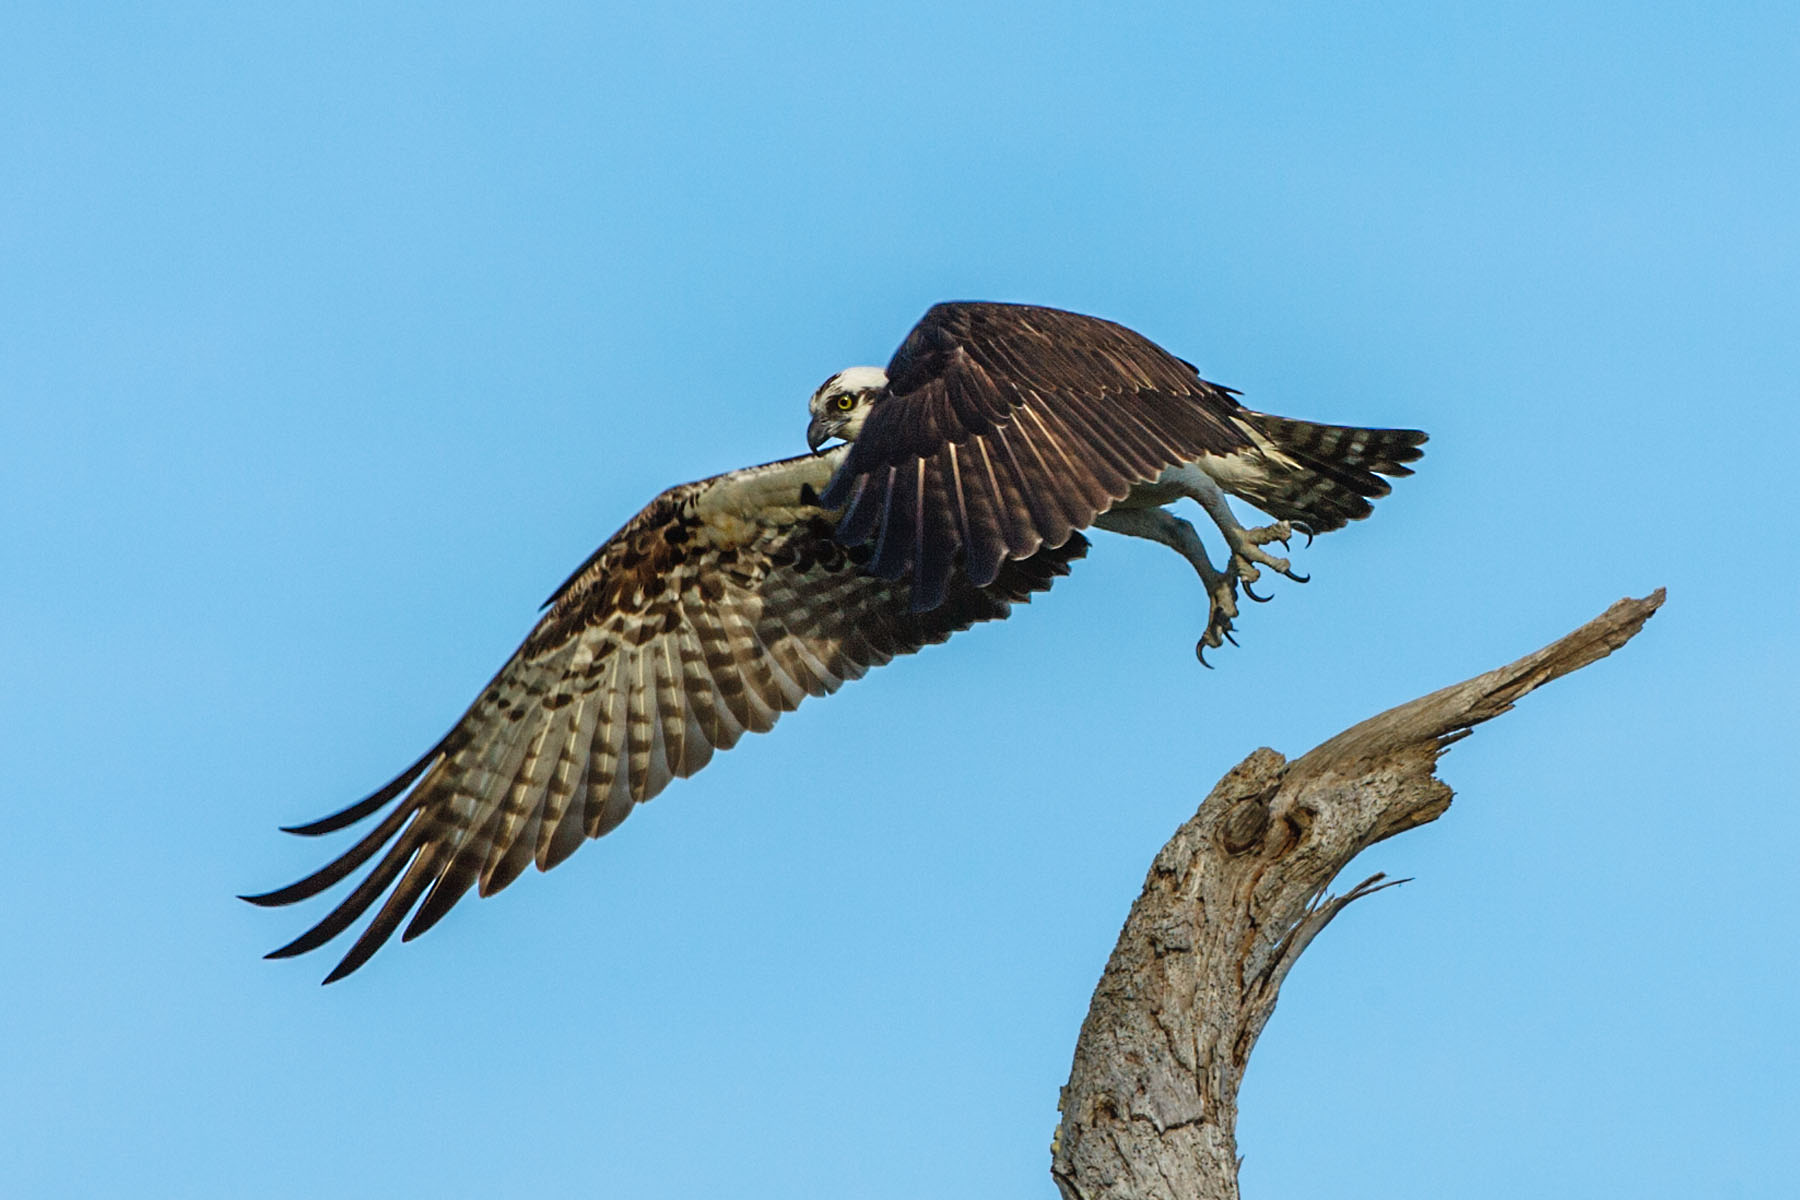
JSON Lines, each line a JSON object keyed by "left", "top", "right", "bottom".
{"left": 1050, "top": 590, "right": 1665, "bottom": 1199}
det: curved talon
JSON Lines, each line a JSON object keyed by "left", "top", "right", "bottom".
{"left": 1294, "top": 523, "right": 1315, "bottom": 548}
{"left": 1242, "top": 578, "right": 1271, "bottom": 603}
{"left": 1222, "top": 628, "right": 1239, "bottom": 647}
{"left": 1196, "top": 641, "right": 1214, "bottom": 668}
{"left": 1282, "top": 568, "right": 1310, "bottom": 584}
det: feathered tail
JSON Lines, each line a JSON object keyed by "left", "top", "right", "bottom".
{"left": 1228, "top": 412, "right": 1428, "bottom": 534}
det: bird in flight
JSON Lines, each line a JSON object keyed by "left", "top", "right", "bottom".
{"left": 246, "top": 301, "right": 1426, "bottom": 981}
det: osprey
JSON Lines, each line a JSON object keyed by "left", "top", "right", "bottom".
{"left": 247, "top": 301, "right": 1425, "bottom": 981}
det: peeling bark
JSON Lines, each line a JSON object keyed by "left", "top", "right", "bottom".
{"left": 1050, "top": 590, "right": 1665, "bottom": 1200}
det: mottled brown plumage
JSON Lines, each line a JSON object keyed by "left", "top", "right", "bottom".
{"left": 246, "top": 451, "right": 1084, "bottom": 982}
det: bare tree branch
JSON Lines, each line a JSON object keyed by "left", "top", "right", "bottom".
{"left": 1050, "top": 590, "right": 1665, "bottom": 1200}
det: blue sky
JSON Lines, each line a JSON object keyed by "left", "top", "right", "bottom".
{"left": 2, "top": 3, "right": 1795, "bottom": 1197}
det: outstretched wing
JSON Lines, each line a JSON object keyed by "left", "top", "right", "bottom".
{"left": 245, "top": 453, "right": 1086, "bottom": 982}
{"left": 817, "top": 301, "right": 1254, "bottom": 609}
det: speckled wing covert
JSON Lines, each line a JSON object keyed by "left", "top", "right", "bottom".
{"left": 818, "top": 302, "right": 1256, "bottom": 610}
{"left": 246, "top": 452, "right": 1086, "bottom": 982}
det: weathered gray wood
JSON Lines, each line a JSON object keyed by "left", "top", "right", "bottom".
{"left": 1050, "top": 590, "right": 1665, "bottom": 1200}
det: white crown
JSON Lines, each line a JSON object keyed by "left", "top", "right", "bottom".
{"left": 817, "top": 366, "right": 889, "bottom": 398}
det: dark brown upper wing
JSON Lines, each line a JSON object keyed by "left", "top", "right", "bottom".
{"left": 244, "top": 455, "right": 1085, "bottom": 982}
{"left": 817, "top": 302, "right": 1253, "bottom": 610}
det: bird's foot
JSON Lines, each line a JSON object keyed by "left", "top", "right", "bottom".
{"left": 1197, "top": 520, "right": 1316, "bottom": 661}
{"left": 1226, "top": 520, "right": 1309, "bottom": 600}
{"left": 1194, "top": 575, "right": 1241, "bottom": 667}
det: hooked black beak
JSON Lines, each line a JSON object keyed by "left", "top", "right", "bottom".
{"left": 806, "top": 416, "right": 833, "bottom": 454}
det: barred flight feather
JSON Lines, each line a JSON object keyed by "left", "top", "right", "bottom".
{"left": 245, "top": 452, "right": 1086, "bottom": 981}
{"left": 1227, "top": 413, "right": 1428, "bottom": 533}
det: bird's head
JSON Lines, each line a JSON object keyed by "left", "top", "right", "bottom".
{"left": 806, "top": 366, "right": 887, "bottom": 452}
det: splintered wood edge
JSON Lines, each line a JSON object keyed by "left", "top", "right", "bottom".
{"left": 1291, "top": 589, "right": 1665, "bottom": 781}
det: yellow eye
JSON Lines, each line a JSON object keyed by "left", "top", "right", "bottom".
{"left": 834, "top": 394, "right": 856, "bottom": 412}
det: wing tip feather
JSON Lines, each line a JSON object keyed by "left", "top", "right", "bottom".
{"left": 278, "top": 744, "right": 447, "bottom": 836}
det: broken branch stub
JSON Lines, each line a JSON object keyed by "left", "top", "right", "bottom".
{"left": 1050, "top": 590, "right": 1664, "bottom": 1200}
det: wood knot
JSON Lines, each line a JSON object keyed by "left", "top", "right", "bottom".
{"left": 1262, "top": 805, "right": 1316, "bottom": 858}
{"left": 1219, "top": 795, "right": 1272, "bottom": 855}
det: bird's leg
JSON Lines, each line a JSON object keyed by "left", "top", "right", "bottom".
{"left": 1159, "top": 465, "right": 1309, "bottom": 598}
{"left": 1092, "top": 507, "right": 1240, "bottom": 663}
